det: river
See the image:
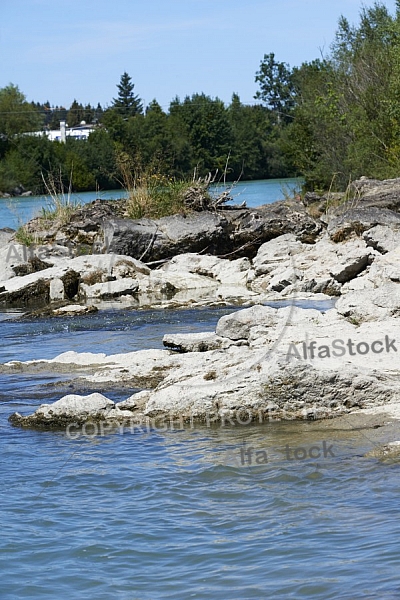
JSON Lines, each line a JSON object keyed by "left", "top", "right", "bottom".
{"left": 1, "top": 180, "right": 399, "bottom": 599}
{"left": 0, "top": 177, "right": 303, "bottom": 230}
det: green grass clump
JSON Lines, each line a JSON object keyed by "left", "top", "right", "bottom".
{"left": 14, "top": 225, "right": 37, "bottom": 246}
{"left": 117, "top": 152, "right": 199, "bottom": 219}
{"left": 39, "top": 170, "right": 81, "bottom": 225}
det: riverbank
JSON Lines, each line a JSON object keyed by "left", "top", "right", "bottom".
{"left": 3, "top": 176, "right": 400, "bottom": 433}
{"left": 0, "top": 178, "right": 303, "bottom": 230}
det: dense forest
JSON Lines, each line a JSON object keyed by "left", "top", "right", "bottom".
{"left": 1, "top": 1, "right": 399, "bottom": 195}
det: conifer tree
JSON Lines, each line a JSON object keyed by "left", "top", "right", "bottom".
{"left": 112, "top": 72, "right": 143, "bottom": 118}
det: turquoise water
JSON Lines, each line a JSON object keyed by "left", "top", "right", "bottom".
{"left": 0, "top": 177, "right": 303, "bottom": 230}
{"left": 1, "top": 307, "right": 400, "bottom": 598}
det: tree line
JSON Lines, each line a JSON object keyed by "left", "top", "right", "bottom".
{"left": 0, "top": 72, "right": 291, "bottom": 194}
{"left": 1, "top": 1, "right": 399, "bottom": 195}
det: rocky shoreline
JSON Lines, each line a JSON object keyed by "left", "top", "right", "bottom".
{"left": 4, "top": 177, "right": 400, "bottom": 441}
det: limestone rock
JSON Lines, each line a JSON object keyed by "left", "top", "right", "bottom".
{"left": 351, "top": 177, "right": 400, "bottom": 211}
{"left": 9, "top": 393, "right": 115, "bottom": 427}
{"left": 216, "top": 305, "right": 278, "bottom": 340}
{"left": 9, "top": 307, "right": 400, "bottom": 428}
{"left": 0, "top": 253, "right": 147, "bottom": 308}
{"left": 50, "top": 278, "right": 64, "bottom": 300}
{"left": 252, "top": 234, "right": 306, "bottom": 276}
{"left": 336, "top": 283, "right": 400, "bottom": 322}
{"left": 329, "top": 252, "right": 370, "bottom": 284}
{"left": 116, "top": 395, "right": 139, "bottom": 411}
{"left": 104, "top": 212, "right": 228, "bottom": 262}
{"left": 363, "top": 225, "right": 400, "bottom": 254}
{"left": 80, "top": 278, "right": 139, "bottom": 300}
{"left": 327, "top": 207, "right": 400, "bottom": 242}
{"left": 52, "top": 304, "right": 98, "bottom": 316}
{"left": 160, "top": 253, "right": 252, "bottom": 287}
{"left": 163, "top": 332, "right": 237, "bottom": 353}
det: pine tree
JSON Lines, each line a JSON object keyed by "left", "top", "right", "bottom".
{"left": 67, "top": 99, "right": 84, "bottom": 127}
{"left": 112, "top": 72, "right": 143, "bottom": 118}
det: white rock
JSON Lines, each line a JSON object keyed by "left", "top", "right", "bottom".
{"left": 53, "top": 304, "right": 97, "bottom": 316}
{"left": 163, "top": 332, "right": 239, "bottom": 352}
{"left": 36, "top": 393, "right": 115, "bottom": 420}
{"left": 253, "top": 234, "right": 305, "bottom": 276}
{"left": 116, "top": 395, "right": 138, "bottom": 411}
{"left": 251, "top": 234, "right": 373, "bottom": 296}
{"left": 336, "top": 283, "right": 400, "bottom": 322}
{"left": 112, "top": 257, "right": 150, "bottom": 278}
{"left": 363, "top": 225, "right": 400, "bottom": 254}
{"left": 50, "top": 278, "right": 64, "bottom": 300}
{"left": 268, "top": 267, "right": 302, "bottom": 292}
{"left": 161, "top": 253, "right": 252, "bottom": 287}
{"left": 0, "top": 243, "right": 28, "bottom": 282}
{"left": 10, "top": 308, "right": 400, "bottom": 427}
{"left": 146, "top": 270, "right": 218, "bottom": 292}
{"left": 216, "top": 305, "right": 279, "bottom": 340}
{"left": 80, "top": 278, "right": 139, "bottom": 299}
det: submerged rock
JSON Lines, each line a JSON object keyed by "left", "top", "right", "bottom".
{"left": 365, "top": 441, "right": 400, "bottom": 460}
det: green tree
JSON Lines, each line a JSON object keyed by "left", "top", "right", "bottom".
{"left": 67, "top": 99, "right": 85, "bottom": 127}
{"left": 138, "top": 100, "right": 176, "bottom": 170}
{"left": 169, "top": 94, "right": 233, "bottom": 175}
{"left": 0, "top": 134, "right": 60, "bottom": 193}
{"left": 48, "top": 105, "right": 67, "bottom": 130}
{"left": 84, "top": 129, "right": 118, "bottom": 188}
{"left": 255, "top": 53, "right": 295, "bottom": 123}
{"left": 281, "top": 2, "right": 400, "bottom": 189}
{"left": 285, "top": 58, "right": 348, "bottom": 188}
{"left": 0, "top": 84, "right": 42, "bottom": 137}
{"left": 112, "top": 72, "right": 143, "bottom": 118}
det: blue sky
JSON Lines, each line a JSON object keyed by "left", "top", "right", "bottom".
{"left": 1, "top": 0, "right": 397, "bottom": 110}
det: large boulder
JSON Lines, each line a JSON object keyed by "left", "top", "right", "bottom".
{"left": 97, "top": 202, "right": 321, "bottom": 262}
{"left": 326, "top": 177, "right": 400, "bottom": 242}
{"left": 15, "top": 195, "right": 322, "bottom": 263}
{"left": 216, "top": 305, "right": 279, "bottom": 340}
{"left": 160, "top": 253, "right": 252, "bottom": 287}
{"left": 224, "top": 201, "right": 322, "bottom": 256}
{"left": 80, "top": 278, "right": 139, "bottom": 300}
{"left": 351, "top": 177, "right": 400, "bottom": 211}
{"left": 251, "top": 234, "right": 373, "bottom": 297}
{"left": 104, "top": 212, "right": 229, "bottom": 261}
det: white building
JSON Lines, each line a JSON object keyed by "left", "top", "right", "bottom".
{"left": 46, "top": 121, "right": 96, "bottom": 142}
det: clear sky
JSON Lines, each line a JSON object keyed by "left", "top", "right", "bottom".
{"left": 1, "top": 0, "right": 397, "bottom": 110}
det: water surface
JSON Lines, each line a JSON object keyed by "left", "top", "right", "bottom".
{"left": 1, "top": 305, "right": 400, "bottom": 599}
